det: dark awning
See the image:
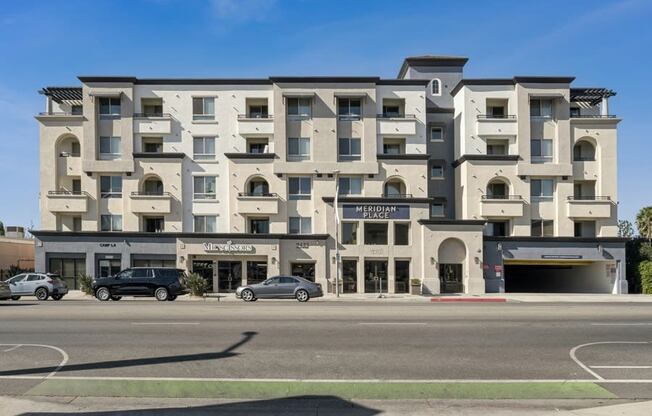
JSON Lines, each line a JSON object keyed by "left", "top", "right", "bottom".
{"left": 40, "top": 87, "right": 82, "bottom": 103}
{"left": 570, "top": 88, "right": 616, "bottom": 105}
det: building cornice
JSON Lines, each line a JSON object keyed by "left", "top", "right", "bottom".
{"left": 73, "top": 76, "right": 430, "bottom": 86}
{"left": 397, "top": 56, "right": 469, "bottom": 79}
{"left": 450, "top": 76, "right": 576, "bottom": 96}
{"left": 30, "top": 230, "right": 330, "bottom": 240}
{"left": 452, "top": 155, "right": 521, "bottom": 168}
{"left": 483, "top": 236, "right": 629, "bottom": 243}
{"left": 418, "top": 219, "right": 486, "bottom": 226}
{"left": 322, "top": 196, "right": 433, "bottom": 204}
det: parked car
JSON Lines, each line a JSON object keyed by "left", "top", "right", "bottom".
{"left": 5, "top": 273, "right": 68, "bottom": 301}
{"left": 235, "top": 275, "right": 323, "bottom": 302}
{"left": 0, "top": 279, "right": 11, "bottom": 300}
{"left": 92, "top": 267, "right": 189, "bottom": 301}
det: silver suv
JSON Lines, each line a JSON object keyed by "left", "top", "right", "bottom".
{"left": 6, "top": 273, "right": 68, "bottom": 301}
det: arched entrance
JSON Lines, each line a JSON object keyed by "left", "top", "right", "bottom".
{"left": 438, "top": 238, "right": 467, "bottom": 293}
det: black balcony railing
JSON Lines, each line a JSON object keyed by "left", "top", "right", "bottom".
{"left": 477, "top": 114, "right": 517, "bottom": 119}
{"left": 238, "top": 192, "right": 278, "bottom": 198}
{"left": 237, "top": 114, "right": 274, "bottom": 119}
{"left": 573, "top": 156, "right": 596, "bottom": 162}
{"left": 377, "top": 113, "right": 416, "bottom": 119}
{"left": 381, "top": 193, "right": 413, "bottom": 198}
{"left": 48, "top": 190, "right": 89, "bottom": 196}
{"left": 130, "top": 191, "right": 172, "bottom": 197}
{"left": 133, "top": 112, "right": 171, "bottom": 118}
{"left": 481, "top": 195, "right": 523, "bottom": 200}
{"left": 570, "top": 114, "right": 617, "bottom": 119}
{"left": 567, "top": 196, "right": 611, "bottom": 201}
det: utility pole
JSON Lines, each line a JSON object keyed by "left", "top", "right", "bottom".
{"left": 333, "top": 170, "right": 341, "bottom": 298}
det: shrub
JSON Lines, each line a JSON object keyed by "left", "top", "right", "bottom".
{"left": 187, "top": 273, "right": 207, "bottom": 297}
{"left": 639, "top": 261, "right": 652, "bottom": 295}
{"left": 78, "top": 273, "right": 94, "bottom": 295}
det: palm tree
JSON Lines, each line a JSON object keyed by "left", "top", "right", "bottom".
{"left": 636, "top": 207, "right": 652, "bottom": 240}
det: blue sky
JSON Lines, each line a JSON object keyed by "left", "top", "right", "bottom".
{"left": 0, "top": 0, "right": 650, "bottom": 230}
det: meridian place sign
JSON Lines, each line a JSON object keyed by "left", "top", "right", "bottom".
{"left": 203, "top": 241, "right": 255, "bottom": 254}
{"left": 342, "top": 204, "right": 410, "bottom": 220}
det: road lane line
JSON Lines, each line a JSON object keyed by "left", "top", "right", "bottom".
{"left": 131, "top": 322, "right": 200, "bottom": 325}
{"left": 0, "top": 343, "right": 69, "bottom": 378}
{"left": 570, "top": 341, "right": 650, "bottom": 382}
{"left": 591, "top": 323, "right": 652, "bottom": 326}
{"left": 2, "top": 344, "right": 22, "bottom": 352}
{"left": 358, "top": 322, "right": 427, "bottom": 325}
{"left": 590, "top": 365, "right": 652, "bottom": 369}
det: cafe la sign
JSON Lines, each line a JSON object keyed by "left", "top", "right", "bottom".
{"left": 203, "top": 241, "right": 255, "bottom": 254}
{"left": 342, "top": 204, "right": 410, "bottom": 220}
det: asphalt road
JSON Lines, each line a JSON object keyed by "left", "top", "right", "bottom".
{"left": 1, "top": 299, "right": 651, "bottom": 399}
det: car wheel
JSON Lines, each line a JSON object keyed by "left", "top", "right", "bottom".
{"left": 167, "top": 295, "right": 177, "bottom": 301}
{"left": 95, "top": 287, "right": 111, "bottom": 301}
{"left": 110, "top": 296, "right": 122, "bottom": 301}
{"left": 155, "top": 287, "right": 169, "bottom": 301}
{"left": 51, "top": 294, "right": 63, "bottom": 301}
{"left": 295, "top": 289, "right": 309, "bottom": 302}
{"left": 35, "top": 287, "right": 49, "bottom": 301}
{"left": 11, "top": 296, "right": 20, "bottom": 301}
{"left": 241, "top": 289, "right": 255, "bottom": 302}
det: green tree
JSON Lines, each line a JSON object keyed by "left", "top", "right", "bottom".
{"left": 636, "top": 207, "right": 652, "bottom": 240}
{"left": 618, "top": 220, "right": 635, "bottom": 238}
{"left": 0, "top": 220, "right": 4, "bottom": 236}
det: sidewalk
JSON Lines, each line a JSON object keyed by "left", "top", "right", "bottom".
{"left": 61, "top": 290, "right": 652, "bottom": 303}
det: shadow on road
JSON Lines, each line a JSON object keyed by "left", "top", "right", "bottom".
{"left": 0, "top": 331, "right": 257, "bottom": 377}
{"left": 0, "top": 302, "right": 38, "bottom": 306}
{"left": 19, "top": 395, "right": 380, "bottom": 415}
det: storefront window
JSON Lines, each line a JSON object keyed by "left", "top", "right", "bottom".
{"left": 342, "top": 259, "right": 357, "bottom": 293}
{"left": 364, "top": 260, "right": 388, "bottom": 293}
{"left": 98, "top": 258, "right": 121, "bottom": 278}
{"left": 364, "top": 222, "right": 388, "bottom": 245}
{"left": 394, "top": 223, "right": 409, "bottom": 245}
{"left": 132, "top": 259, "right": 176, "bottom": 268}
{"left": 48, "top": 257, "right": 85, "bottom": 289}
{"left": 291, "top": 262, "right": 315, "bottom": 282}
{"left": 247, "top": 261, "right": 268, "bottom": 285}
{"left": 341, "top": 222, "right": 358, "bottom": 245}
{"left": 395, "top": 260, "right": 410, "bottom": 294}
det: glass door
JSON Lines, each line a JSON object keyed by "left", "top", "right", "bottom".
{"left": 364, "top": 260, "right": 388, "bottom": 293}
{"left": 439, "top": 264, "right": 463, "bottom": 293}
{"left": 217, "top": 261, "right": 242, "bottom": 292}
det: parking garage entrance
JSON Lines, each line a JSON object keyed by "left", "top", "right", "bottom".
{"left": 503, "top": 259, "right": 616, "bottom": 293}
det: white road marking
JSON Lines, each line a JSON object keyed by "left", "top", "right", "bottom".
{"left": 591, "top": 365, "right": 652, "bottom": 369}
{"left": 570, "top": 341, "right": 651, "bottom": 382}
{"left": 358, "top": 322, "right": 427, "bottom": 325}
{"left": 591, "top": 323, "right": 652, "bottom": 326}
{"left": 2, "top": 344, "right": 22, "bottom": 352}
{"left": 131, "top": 322, "right": 200, "bottom": 325}
{"left": 0, "top": 344, "right": 69, "bottom": 378}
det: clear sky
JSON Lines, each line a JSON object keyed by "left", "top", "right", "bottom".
{"left": 0, "top": 0, "right": 650, "bottom": 231}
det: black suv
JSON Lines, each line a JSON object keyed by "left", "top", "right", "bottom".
{"left": 92, "top": 267, "right": 189, "bottom": 302}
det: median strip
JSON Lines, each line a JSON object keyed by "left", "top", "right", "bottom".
{"left": 26, "top": 379, "right": 615, "bottom": 400}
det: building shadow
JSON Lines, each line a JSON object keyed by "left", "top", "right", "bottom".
{"left": 20, "top": 395, "right": 380, "bottom": 416}
{"left": 0, "top": 331, "right": 257, "bottom": 377}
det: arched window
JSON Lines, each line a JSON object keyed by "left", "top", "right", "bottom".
{"left": 248, "top": 177, "right": 269, "bottom": 196}
{"left": 486, "top": 179, "right": 508, "bottom": 199}
{"left": 431, "top": 79, "right": 441, "bottom": 96}
{"left": 142, "top": 177, "right": 163, "bottom": 195}
{"left": 384, "top": 178, "right": 407, "bottom": 197}
{"left": 573, "top": 141, "right": 595, "bottom": 161}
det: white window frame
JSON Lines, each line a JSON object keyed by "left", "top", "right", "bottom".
{"left": 193, "top": 215, "right": 217, "bottom": 233}
{"left": 193, "top": 137, "right": 216, "bottom": 160}
{"left": 192, "top": 97, "right": 215, "bottom": 121}
{"left": 98, "top": 97, "right": 120, "bottom": 119}
{"left": 530, "top": 98, "right": 553, "bottom": 118}
{"left": 431, "top": 78, "right": 441, "bottom": 96}
{"left": 286, "top": 97, "right": 312, "bottom": 118}
{"left": 288, "top": 176, "right": 311, "bottom": 200}
{"left": 193, "top": 175, "right": 217, "bottom": 200}
{"left": 430, "top": 164, "right": 444, "bottom": 179}
{"left": 287, "top": 137, "right": 310, "bottom": 161}
{"left": 530, "top": 179, "right": 554, "bottom": 200}
{"left": 100, "top": 214, "right": 122, "bottom": 232}
{"left": 430, "top": 126, "right": 444, "bottom": 142}
{"left": 337, "top": 98, "right": 362, "bottom": 120}
{"left": 338, "top": 138, "right": 361, "bottom": 160}
{"left": 100, "top": 176, "right": 122, "bottom": 199}
{"left": 531, "top": 138, "right": 553, "bottom": 163}
{"left": 289, "top": 217, "right": 312, "bottom": 234}
{"left": 338, "top": 176, "right": 362, "bottom": 195}
{"left": 99, "top": 136, "right": 121, "bottom": 160}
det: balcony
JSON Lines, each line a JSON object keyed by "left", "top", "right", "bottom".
{"left": 130, "top": 192, "right": 172, "bottom": 214}
{"left": 476, "top": 115, "right": 517, "bottom": 137}
{"left": 567, "top": 196, "right": 613, "bottom": 219}
{"left": 236, "top": 193, "right": 279, "bottom": 215}
{"left": 480, "top": 195, "right": 525, "bottom": 217}
{"left": 237, "top": 114, "right": 274, "bottom": 136}
{"left": 46, "top": 191, "right": 89, "bottom": 213}
{"left": 57, "top": 155, "right": 81, "bottom": 177}
{"left": 133, "top": 113, "right": 172, "bottom": 135}
{"left": 377, "top": 114, "right": 417, "bottom": 136}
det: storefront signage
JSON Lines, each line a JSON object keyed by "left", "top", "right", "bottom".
{"left": 203, "top": 241, "right": 255, "bottom": 254}
{"left": 541, "top": 254, "right": 583, "bottom": 260}
{"left": 99, "top": 243, "right": 117, "bottom": 247}
{"left": 342, "top": 204, "right": 409, "bottom": 220}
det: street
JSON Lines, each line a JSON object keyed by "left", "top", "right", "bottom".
{"left": 1, "top": 299, "right": 651, "bottom": 414}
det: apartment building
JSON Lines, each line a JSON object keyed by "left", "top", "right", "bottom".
{"left": 32, "top": 56, "right": 627, "bottom": 294}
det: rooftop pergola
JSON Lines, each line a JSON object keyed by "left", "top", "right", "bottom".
{"left": 39, "top": 87, "right": 82, "bottom": 103}
{"left": 570, "top": 88, "right": 616, "bottom": 106}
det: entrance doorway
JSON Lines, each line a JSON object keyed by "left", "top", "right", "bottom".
{"left": 192, "top": 260, "right": 214, "bottom": 292}
{"left": 439, "top": 264, "right": 463, "bottom": 293}
{"left": 364, "top": 260, "right": 388, "bottom": 293}
{"left": 217, "top": 261, "right": 242, "bottom": 292}
{"left": 342, "top": 259, "right": 358, "bottom": 293}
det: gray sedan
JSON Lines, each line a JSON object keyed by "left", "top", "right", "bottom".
{"left": 235, "top": 276, "right": 323, "bottom": 302}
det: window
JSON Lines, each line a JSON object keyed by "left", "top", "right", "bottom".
{"left": 99, "top": 97, "right": 120, "bottom": 118}
{"left": 248, "top": 105, "right": 268, "bottom": 118}
{"left": 193, "top": 176, "right": 216, "bottom": 200}
{"left": 287, "top": 97, "right": 311, "bottom": 117}
{"left": 531, "top": 220, "right": 554, "bottom": 237}
{"left": 248, "top": 141, "right": 268, "bottom": 154}
{"left": 248, "top": 178, "right": 269, "bottom": 196}
{"left": 530, "top": 99, "right": 553, "bottom": 118}
{"left": 338, "top": 177, "right": 362, "bottom": 195}
{"left": 291, "top": 262, "right": 315, "bottom": 282}
{"left": 531, "top": 179, "right": 554, "bottom": 199}
{"left": 430, "top": 203, "right": 444, "bottom": 217}
{"left": 384, "top": 179, "right": 405, "bottom": 197}
{"left": 100, "top": 215, "right": 122, "bottom": 231}
{"left": 382, "top": 104, "right": 401, "bottom": 118}
{"left": 70, "top": 141, "right": 81, "bottom": 157}
{"left": 72, "top": 216, "right": 82, "bottom": 232}
{"left": 342, "top": 259, "right": 357, "bottom": 293}
{"left": 72, "top": 179, "right": 81, "bottom": 194}
{"left": 570, "top": 107, "right": 581, "bottom": 117}
{"left": 395, "top": 260, "right": 410, "bottom": 294}
{"left": 99, "top": 136, "right": 121, "bottom": 160}
{"left": 430, "top": 165, "right": 444, "bottom": 179}
{"left": 192, "top": 97, "right": 215, "bottom": 120}
{"left": 143, "top": 178, "right": 163, "bottom": 195}
{"left": 338, "top": 138, "right": 361, "bottom": 160}
{"left": 143, "top": 217, "right": 164, "bottom": 233}
{"left": 383, "top": 139, "right": 404, "bottom": 155}
{"left": 394, "top": 223, "right": 409, "bottom": 245}
{"left": 531, "top": 139, "right": 553, "bottom": 162}
{"left": 71, "top": 105, "right": 83, "bottom": 115}
{"left": 143, "top": 137, "right": 163, "bottom": 153}
{"left": 430, "top": 127, "right": 443, "bottom": 141}
{"left": 573, "top": 141, "right": 595, "bottom": 161}
{"left": 574, "top": 221, "right": 596, "bottom": 238}
{"left": 288, "top": 137, "right": 310, "bottom": 160}
{"left": 364, "top": 222, "right": 388, "bottom": 245}
{"left": 249, "top": 218, "right": 269, "bottom": 234}
{"left": 288, "top": 177, "right": 311, "bottom": 200}
{"left": 100, "top": 176, "right": 122, "bottom": 198}
{"left": 487, "top": 140, "right": 508, "bottom": 155}
{"left": 487, "top": 105, "right": 505, "bottom": 117}
{"left": 485, "top": 221, "right": 508, "bottom": 237}
{"left": 342, "top": 222, "right": 358, "bottom": 245}
{"left": 193, "top": 137, "right": 216, "bottom": 160}
{"left": 338, "top": 98, "right": 361, "bottom": 120}
{"left": 289, "top": 217, "right": 312, "bottom": 234}
{"left": 194, "top": 215, "right": 217, "bottom": 232}
{"left": 142, "top": 99, "right": 163, "bottom": 117}
{"left": 486, "top": 182, "right": 507, "bottom": 199}
{"left": 431, "top": 79, "right": 441, "bottom": 96}
{"left": 247, "top": 261, "right": 268, "bottom": 285}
